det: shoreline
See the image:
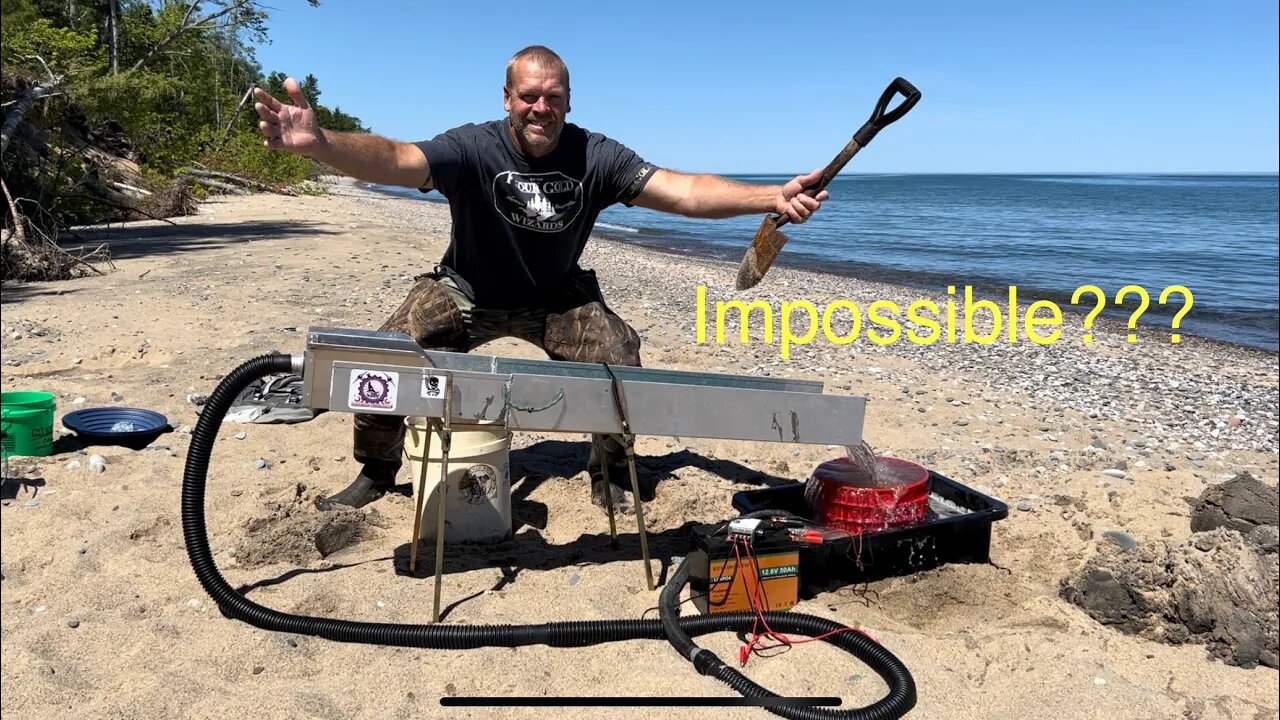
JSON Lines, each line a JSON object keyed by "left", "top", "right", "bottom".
{"left": 329, "top": 175, "right": 1278, "bottom": 458}
{"left": 355, "top": 180, "right": 1279, "bottom": 354}
{"left": 592, "top": 230, "right": 1277, "bottom": 356}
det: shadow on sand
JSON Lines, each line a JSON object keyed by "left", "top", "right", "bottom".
{"left": 232, "top": 441, "right": 801, "bottom": 618}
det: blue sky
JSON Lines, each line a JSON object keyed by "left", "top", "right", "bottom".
{"left": 248, "top": 0, "right": 1279, "bottom": 174}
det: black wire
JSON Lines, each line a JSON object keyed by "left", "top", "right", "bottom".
{"left": 599, "top": 361, "right": 631, "bottom": 436}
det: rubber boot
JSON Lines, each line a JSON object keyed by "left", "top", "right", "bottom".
{"left": 587, "top": 434, "right": 642, "bottom": 513}
{"left": 590, "top": 474, "right": 633, "bottom": 515}
{"left": 315, "top": 459, "right": 400, "bottom": 511}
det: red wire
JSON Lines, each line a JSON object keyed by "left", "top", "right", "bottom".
{"left": 732, "top": 536, "right": 876, "bottom": 667}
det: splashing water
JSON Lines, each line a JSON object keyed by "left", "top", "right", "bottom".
{"left": 841, "top": 440, "right": 880, "bottom": 485}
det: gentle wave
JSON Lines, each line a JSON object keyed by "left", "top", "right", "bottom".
{"left": 594, "top": 221, "right": 640, "bottom": 234}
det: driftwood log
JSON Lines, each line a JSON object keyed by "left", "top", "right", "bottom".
{"left": 180, "top": 167, "right": 298, "bottom": 196}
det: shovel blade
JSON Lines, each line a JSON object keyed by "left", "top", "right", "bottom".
{"left": 736, "top": 217, "right": 789, "bottom": 291}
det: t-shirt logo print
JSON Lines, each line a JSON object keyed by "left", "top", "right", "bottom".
{"left": 493, "top": 171, "right": 584, "bottom": 233}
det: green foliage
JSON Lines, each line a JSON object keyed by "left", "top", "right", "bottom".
{"left": 0, "top": 13, "right": 104, "bottom": 78}
{"left": 2, "top": 0, "right": 361, "bottom": 230}
{"left": 199, "top": 127, "right": 313, "bottom": 186}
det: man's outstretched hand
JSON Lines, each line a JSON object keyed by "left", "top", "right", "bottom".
{"left": 254, "top": 77, "right": 323, "bottom": 156}
{"left": 775, "top": 168, "right": 830, "bottom": 224}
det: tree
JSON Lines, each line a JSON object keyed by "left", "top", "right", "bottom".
{"left": 1, "top": 0, "right": 350, "bottom": 282}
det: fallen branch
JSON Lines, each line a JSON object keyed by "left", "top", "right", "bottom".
{"left": 181, "top": 167, "right": 297, "bottom": 195}
{"left": 55, "top": 241, "right": 109, "bottom": 277}
{"left": 64, "top": 192, "right": 179, "bottom": 225}
{"left": 111, "top": 181, "right": 153, "bottom": 197}
{"left": 184, "top": 175, "right": 249, "bottom": 194}
{"left": 1, "top": 81, "right": 62, "bottom": 156}
{"left": 1, "top": 178, "right": 28, "bottom": 247}
{"left": 1, "top": 183, "right": 111, "bottom": 281}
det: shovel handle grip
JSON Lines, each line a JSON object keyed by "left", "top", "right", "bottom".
{"left": 854, "top": 76, "right": 921, "bottom": 147}
{"left": 774, "top": 77, "right": 921, "bottom": 229}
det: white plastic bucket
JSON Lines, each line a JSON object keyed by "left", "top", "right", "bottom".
{"left": 404, "top": 418, "right": 512, "bottom": 543}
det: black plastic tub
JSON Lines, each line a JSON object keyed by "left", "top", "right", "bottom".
{"left": 731, "top": 470, "right": 1009, "bottom": 596}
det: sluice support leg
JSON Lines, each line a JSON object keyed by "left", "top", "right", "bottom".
{"left": 601, "top": 462, "right": 619, "bottom": 549}
{"left": 408, "top": 422, "right": 433, "bottom": 573}
{"left": 432, "top": 385, "right": 453, "bottom": 623}
{"left": 624, "top": 435, "right": 654, "bottom": 592}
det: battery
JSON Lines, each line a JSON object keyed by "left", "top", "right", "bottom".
{"left": 687, "top": 522, "right": 800, "bottom": 615}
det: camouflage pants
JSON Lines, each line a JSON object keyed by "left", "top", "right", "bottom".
{"left": 352, "top": 265, "right": 643, "bottom": 468}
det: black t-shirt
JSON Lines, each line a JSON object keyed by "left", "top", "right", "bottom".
{"left": 414, "top": 119, "right": 658, "bottom": 308}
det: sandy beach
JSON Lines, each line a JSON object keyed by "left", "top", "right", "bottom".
{"left": 2, "top": 176, "right": 1277, "bottom": 720}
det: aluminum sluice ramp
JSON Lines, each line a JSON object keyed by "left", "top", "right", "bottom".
{"left": 300, "top": 326, "right": 866, "bottom": 446}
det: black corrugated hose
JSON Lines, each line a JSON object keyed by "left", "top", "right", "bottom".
{"left": 181, "top": 352, "right": 917, "bottom": 720}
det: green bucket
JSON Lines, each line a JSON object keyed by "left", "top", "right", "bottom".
{"left": 1, "top": 390, "right": 57, "bottom": 458}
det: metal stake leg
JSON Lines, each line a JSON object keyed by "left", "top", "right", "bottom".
{"left": 624, "top": 435, "right": 654, "bottom": 592}
{"left": 432, "top": 384, "right": 453, "bottom": 623}
{"left": 601, "top": 462, "right": 619, "bottom": 548}
{"left": 432, "top": 422, "right": 453, "bottom": 620}
{"left": 408, "top": 419, "right": 434, "bottom": 573}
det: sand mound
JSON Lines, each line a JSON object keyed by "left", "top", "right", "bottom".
{"left": 233, "top": 482, "right": 393, "bottom": 568}
{"left": 1063, "top": 471, "right": 1280, "bottom": 670}
{"left": 1061, "top": 526, "right": 1279, "bottom": 669}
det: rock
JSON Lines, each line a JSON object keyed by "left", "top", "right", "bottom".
{"left": 235, "top": 432, "right": 247, "bottom": 440}
{"left": 110, "top": 392, "right": 124, "bottom": 402}
{"left": 72, "top": 397, "right": 86, "bottom": 405}
{"left": 1191, "top": 472, "right": 1279, "bottom": 535}
{"left": 1016, "top": 502, "right": 1032, "bottom": 512}
{"left": 67, "top": 619, "right": 80, "bottom": 628}
{"left": 1248, "top": 525, "right": 1279, "bottom": 554}
{"left": 1102, "top": 469, "right": 1127, "bottom": 479}
{"left": 253, "top": 666, "right": 264, "bottom": 675}
{"left": 89, "top": 455, "right": 107, "bottom": 473}
{"left": 1101, "top": 530, "right": 1138, "bottom": 551}
{"left": 253, "top": 459, "right": 268, "bottom": 470}
{"left": 66, "top": 460, "right": 81, "bottom": 470}
{"left": 24, "top": 500, "right": 39, "bottom": 508}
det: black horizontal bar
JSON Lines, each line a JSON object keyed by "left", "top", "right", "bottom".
{"left": 439, "top": 696, "right": 842, "bottom": 707}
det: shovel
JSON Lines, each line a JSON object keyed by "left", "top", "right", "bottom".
{"left": 735, "top": 77, "right": 922, "bottom": 291}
